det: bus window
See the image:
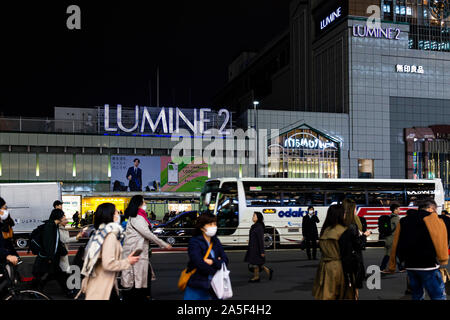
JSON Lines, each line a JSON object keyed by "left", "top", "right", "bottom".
{"left": 283, "top": 192, "right": 325, "bottom": 206}
{"left": 200, "top": 180, "right": 220, "bottom": 214}
{"left": 406, "top": 183, "right": 435, "bottom": 206}
{"left": 245, "top": 191, "right": 282, "bottom": 207}
{"left": 368, "top": 191, "right": 405, "bottom": 206}
{"left": 325, "top": 192, "right": 366, "bottom": 205}
{"left": 216, "top": 182, "right": 239, "bottom": 236}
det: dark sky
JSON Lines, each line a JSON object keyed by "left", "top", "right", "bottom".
{"left": 0, "top": 1, "right": 290, "bottom": 117}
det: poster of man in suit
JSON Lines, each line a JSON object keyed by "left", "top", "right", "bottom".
{"left": 111, "top": 156, "right": 160, "bottom": 192}
{"left": 127, "top": 158, "right": 143, "bottom": 191}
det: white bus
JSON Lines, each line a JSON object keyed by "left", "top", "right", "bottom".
{"left": 200, "top": 178, "right": 445, "bottom": 247}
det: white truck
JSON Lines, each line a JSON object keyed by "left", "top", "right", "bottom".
{"left": 0, "top": 182, "right": 62, "bottom": 249}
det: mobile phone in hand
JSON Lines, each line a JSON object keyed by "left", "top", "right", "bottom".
{"left": 132, "top": 249, "right": 143, "bottom": 256}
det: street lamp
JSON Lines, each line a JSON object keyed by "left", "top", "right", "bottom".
{"left": 253, "top": 101, "right": 259, "bottom": 177}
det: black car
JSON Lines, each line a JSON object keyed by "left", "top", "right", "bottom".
{"left": 152, "top": 211, "right": 199, "bottom": 246}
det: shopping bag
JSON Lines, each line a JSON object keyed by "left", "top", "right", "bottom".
{"left": 211, "top": 263, "right": 233, "bottom": 300}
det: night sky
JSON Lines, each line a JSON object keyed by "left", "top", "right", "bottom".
{"left": 0, "top": 1, "right": 289, "bottom": 117}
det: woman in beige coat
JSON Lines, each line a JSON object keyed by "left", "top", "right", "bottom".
{"left": 313, "top": 204, "right": 348, "bottom": 300}
{"left": 121, "top": 195, "right": 171, "bottom": 301}
{"left": 76, "top": 203, "right": 140, "bottom": 300}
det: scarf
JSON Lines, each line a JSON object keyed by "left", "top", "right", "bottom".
{"left": 80, "top": 222, "right": 124, "bottom": 278}
{"left": 137, "top": 209, "right": 152, "bottom": 226}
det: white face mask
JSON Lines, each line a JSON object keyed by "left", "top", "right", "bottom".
{"left": 0, "top": 210, "right": 9, "bottom": 221}
{"left": 204, "top": 226, "right": 217, "bottom": 237}
{"left": 142, "top": 204, "right": 147, "bottom": 211}
{"left": 309, "top": 210, "right": 314, "bottom": 215}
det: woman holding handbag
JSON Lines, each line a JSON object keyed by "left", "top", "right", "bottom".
{"left": 121, "top": 195, "right": 171, "bottom": 301}
{"left": 183, "top": 213, "right": 229, "bottom": 300}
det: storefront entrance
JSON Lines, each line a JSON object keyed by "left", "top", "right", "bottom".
{"left": 268, "top": 124, "right": 340, "bottom": 178}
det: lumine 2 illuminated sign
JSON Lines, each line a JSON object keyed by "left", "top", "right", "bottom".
{"left": 352, "top": 25, "right": 401, "bottom": 40}
{"left": 104, "top": 105, "right": 231, "bottom": 135}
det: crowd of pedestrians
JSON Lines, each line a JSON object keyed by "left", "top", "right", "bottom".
{"left": 0, "top": 193, "right": 449, "bottom": 301}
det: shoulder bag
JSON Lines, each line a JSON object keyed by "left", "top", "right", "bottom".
{"left": 178, "top": 242, "right": 213, "bottom": 291}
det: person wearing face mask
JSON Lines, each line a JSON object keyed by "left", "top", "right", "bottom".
{"left": 76, "top": 203, "right": 140, "bottom": 300}
{"left": 121, "top": 195, "right": 172, "bottom": 301}
{"left": 184, "top": 213, "right": 229, "bottom": 300}
{"left": 302, "top": 206, "right": 320, "bottom": 260}
{"left": 0, "top": 198, "right": 20, "bottom": 255}
{"left": 0, "top": 197, "right": 19, "bottom": 268}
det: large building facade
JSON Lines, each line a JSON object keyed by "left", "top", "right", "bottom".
{"left": 214, "top": 0, "right": 450, "bottom": 199}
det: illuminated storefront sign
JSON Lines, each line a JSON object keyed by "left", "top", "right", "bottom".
{"left": 104, "top": 105, "right": 231, "bottom": 135}
{"left": 395, "top": 64, "right": 424, "bottom": 74}
{"left": 320, "top": 7, "right": 342, "bottom": 30}
{"left": 284, "top": 135, "right": 337, "bottom": 150}
{"left": 352, "top": 25, "right": 401, "bottom": 40}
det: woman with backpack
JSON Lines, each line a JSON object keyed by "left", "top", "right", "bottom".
{"left": 183, "top": 213, "right": 229, "bottom": 300}
{"left": 244, "top": 212, "right": 273, "bottom": 282}
{"left": 76, "top": 203, "right": 140, "bottom": 300}
{"left": 121, "top": 195, "right": 172, "bottom": 301}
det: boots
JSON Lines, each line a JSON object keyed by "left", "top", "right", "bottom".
{"left": 249, "top": 267, "right": 260, "bottom": 283}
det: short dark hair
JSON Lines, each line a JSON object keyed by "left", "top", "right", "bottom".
{"left": 133, "top": 158, "right": 140, "bottom": 163}
{"left": 307, "top": 206, "right": 314, "bottom": 211}
{"left": 406, "top": 209, "right": 418, "bottom": 216}
{"left": 53, "top": 200, "right": 63, "bottom": 208}
{"left": 124, "top": 195, "right": 144, "bottom": 219}
{"left": 49, "top": 209, "right": 65, "bottom": 221}
{"left": 418, "top": 200, "right": 437, "bottom": 211}
{"left": 0, "top": 197, "right": 5, "bottom": 208}
{"left": 253, "top": 211, "right": 265, "bottom": 229}
{"left": 443, "top": 210, "right": 449, "bottom": 215}
{"left": 194, "top": 213, "right": 217, "bottom": 236}
{"left": 94, "top": 203, "right": 116, "bottom": 229}
{"left": 390, "top": 203, "right": 400, "bottom": 212}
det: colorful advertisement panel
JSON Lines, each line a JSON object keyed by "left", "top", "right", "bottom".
{"left": 160, "top": 156, "right": 208, "bottom": 192}
{"left": 62, "top": 195, "right": 82, "bottom": 220}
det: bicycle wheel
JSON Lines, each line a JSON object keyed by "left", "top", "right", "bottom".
{"left": 4, "top": 290, "right": 51, "bottom": 300}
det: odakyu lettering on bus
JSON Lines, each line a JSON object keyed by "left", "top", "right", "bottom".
{"left": 278, "top": 208, "right": 318, "bottom": 218}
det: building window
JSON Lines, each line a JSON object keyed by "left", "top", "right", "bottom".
{"left": 358, "top": 159, "right": 374, "bottom": 179}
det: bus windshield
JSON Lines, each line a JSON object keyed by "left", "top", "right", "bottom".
{"left": 200, "top": 180, "right": 220, "bottom": 214}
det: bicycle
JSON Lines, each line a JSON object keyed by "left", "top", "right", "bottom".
{"left": 0, "top": 262, "right": 51, "bottom": 300}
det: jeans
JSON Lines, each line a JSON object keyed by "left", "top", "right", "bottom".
{"left": 407, "top": 269, "right": 446, "bottom": 300}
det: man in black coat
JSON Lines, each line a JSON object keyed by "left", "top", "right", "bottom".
{"left": 32, "top": 209, "right": 70, "bottom": 297}
{"left": 302, "top": 206, "right": 320, "bottom": 260}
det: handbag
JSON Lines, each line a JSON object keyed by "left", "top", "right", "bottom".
{"left": 211, "top": 262, "right": 233, "bottom": 300}
{"left": 178, "top": 242, "right": 213, "bottom": 291}
{"left": 2, "top": 227, "right": 13, "bottom": 240}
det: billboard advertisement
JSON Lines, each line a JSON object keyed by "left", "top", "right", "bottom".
{"left": 111, "top": 156, "right": 161, "bottom": 192}
{"left": 160, "top": 156, "right": 208, "bottom": 192}
{"left": 62, "top": 195, "right": 82, "bottom": 220}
